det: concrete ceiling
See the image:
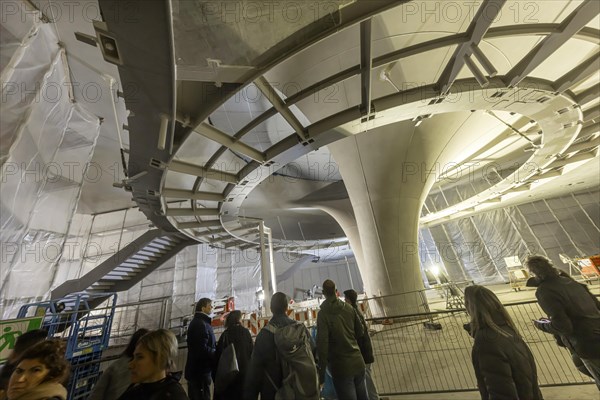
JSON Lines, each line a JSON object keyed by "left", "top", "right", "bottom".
{"left": 27, "top": 0, "right": 600, "bottom": 246}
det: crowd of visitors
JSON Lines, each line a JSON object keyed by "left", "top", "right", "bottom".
{"left": 0, "top": 254, "right": 597, "bottom": 400}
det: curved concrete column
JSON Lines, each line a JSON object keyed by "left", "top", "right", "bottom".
{"left": 310, "top": 199, "right": 366, "bottom": 285}
{"left": 312, "top": 200, "right": 391, "bottom": 319}
{"left": 328, "top": 116, "right": 483, "bottom": 314}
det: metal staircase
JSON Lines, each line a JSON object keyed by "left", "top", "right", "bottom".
{"left": 51, "top": 229, "right": 195, "bottom": 301}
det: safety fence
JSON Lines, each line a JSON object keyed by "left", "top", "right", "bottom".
{"left": 369, "top": 299, "right": 594, "bottom": 395}
{"left": 94, "top": 293, "right": 596, "bottom": 396}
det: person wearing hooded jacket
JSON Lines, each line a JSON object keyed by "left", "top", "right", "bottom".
{"left": 525, "top": 255, "right": 600, "bottom": 389}
{"left": 464, "top": 285, "right": 542, "bottom": 400}
{"left": 317, "top": 280, "right": 367, "bottom": 400}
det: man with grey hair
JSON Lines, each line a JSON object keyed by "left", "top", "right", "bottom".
{"left": 317, "top": 279, "right": 367, "bottom": 400}
{"left": 525, "top": 254, "right": 600, "bottom": 389}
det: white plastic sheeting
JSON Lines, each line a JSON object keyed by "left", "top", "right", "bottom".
{"left": 1, "top": 16, "right": 58, "bottom": 162}
{"left": 419, "top": 188, "right": 600, "bottom": 285}
{"left": 0, "top": 15, "right": 101, "bottom": 318}
{"left": 170, "top": 245, "right": 261, "bottom": 329}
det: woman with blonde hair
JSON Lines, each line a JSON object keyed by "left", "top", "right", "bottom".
{"left": 464, "top": 285, "right": 542, "bottom": 400}
{"left": 117, "top": 329, "right": 188, "bottom": 400}
{"left": 89, "top": 328, "right": 149, "bottom": 400}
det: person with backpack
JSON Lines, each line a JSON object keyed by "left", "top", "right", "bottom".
{"left": 244, "top": 292, "right": 319, "bottom": 400}
{"left": 344, "top": 289, "right": 379, "bottom": 400}
{"left": 317, "top": 280, "right": 368, "bottom": 400}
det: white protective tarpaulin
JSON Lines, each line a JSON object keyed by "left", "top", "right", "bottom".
{"left": 0, "top": 13, "right": 101, "bottom": 318}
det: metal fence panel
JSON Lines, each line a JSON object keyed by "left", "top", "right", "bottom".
{"left": 370, "top": 300, "right": 593, "bottom": 395}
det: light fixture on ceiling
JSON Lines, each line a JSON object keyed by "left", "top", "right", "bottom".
{"left": 92, "top": 21, "right": 123, "bottom": 65}
{"left": 524, "top": 136, "right": 544, "bottom": 152}
{"left": 413, "top": 114, "right": 432, "bottom": 127}
{"left": 379, "top": 63, "right": 400, "bottom": 92}
{"left": 158, "top": 114, "right": 169, "bottom": 151}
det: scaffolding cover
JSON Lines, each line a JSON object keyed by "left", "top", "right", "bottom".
{"left": 0, "top": 20, "right": 100, "bottom": 318}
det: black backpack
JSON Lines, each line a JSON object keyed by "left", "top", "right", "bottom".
{"left": 264, "top": 321, "right": 319, "bottom": 400}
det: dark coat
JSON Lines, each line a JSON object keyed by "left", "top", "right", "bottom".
{"left": 117, "top": 373, "right": 188, "bottom": 400}
{"left": 0, "top": 361, "right": 15, "bottom": 392}
{"left": 353, "top": 306, "right": 375, "bottom": 364}
{"left": 243, "top": 313, "right": 295, "bottom": 400}
{"left": 316, "top": 296, "right": 365, "bottom": 383}
{"left": 471, "top": 324, "right": 542, "bottom": 400}
{"left": 185, "top": 312, "right": 216, "bottom": 380}
{"left": 535, "top": 275, "right": 600, "bottom": 359}
{"left": 214, "top": 324, "right": 253, "bottom": 400}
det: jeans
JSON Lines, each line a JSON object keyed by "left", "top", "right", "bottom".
{"left": 332, "top": 369, "right": 368, "bottom": 400}
{"left": 187, "top": 373, "right": 212, "bottom": 400}
{"left": 365, "top": 363, "right": 379, "bottom": 400}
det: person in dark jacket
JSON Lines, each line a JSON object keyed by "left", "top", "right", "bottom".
{"left": 185, "top": 298, "right": 216, "bottom": 400}
{"left": 317, "top": 280, "right": 367, "bottom": 400}
{"left": 214, "top": 310, "right": 253, "bottom": 400}
{"left": 525, "top": 255, "right": 600, "bottom": 389}
{"left": 526, "top": 269, "right": 598, "bottom": 380}
{"left": 117, "top": 329, "right": 188, "bottom": 400}
{"left": 244, "top": 292, "right": 296, "bottom": 400}
{"left": 464, "top": 285, "right": 543, "bottom": 400}
{"left": 344, "top": 289, "right": 379, "bottom": 400}
{"left": 89, "top": 328, "right": 149, "bottom": 400}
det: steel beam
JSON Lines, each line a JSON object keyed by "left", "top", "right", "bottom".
{"left": 360, "top": 19, "right": 373, "bottom": 115}
{"left": 177, "top": 220, "right": 221, "bottom": 229}
{"left": 438, "top": 0, "right": 507, "bottom": 94}
{"left": 195, "top": 122, "right": 266, "bottom": 162}
{"left": 504, "top": 1, "right": 600, "bottom": 87}
{"left": 169, "top": 160, "right": 238, "bottom": 183}
{"left": 254, "top": 76, "right": 308, "bottom": 140}
{"left": 161, "top": 188, "right": 225, "bottom": 201}
{"left": 577, "top": 86, "right": 600, "bottom": 107}
{"left": 165, "top": 208, "right": 220, "bottom": 217}
{"left": 554, "top": 52, "right": 600, "bottom": 93}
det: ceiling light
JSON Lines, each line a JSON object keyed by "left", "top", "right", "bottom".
{"left": 379, "top": 63, "right": 400, "bottom": 92}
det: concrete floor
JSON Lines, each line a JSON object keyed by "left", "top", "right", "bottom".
{"left": 385, "top": 384, "right": 599, "bottom": 399}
